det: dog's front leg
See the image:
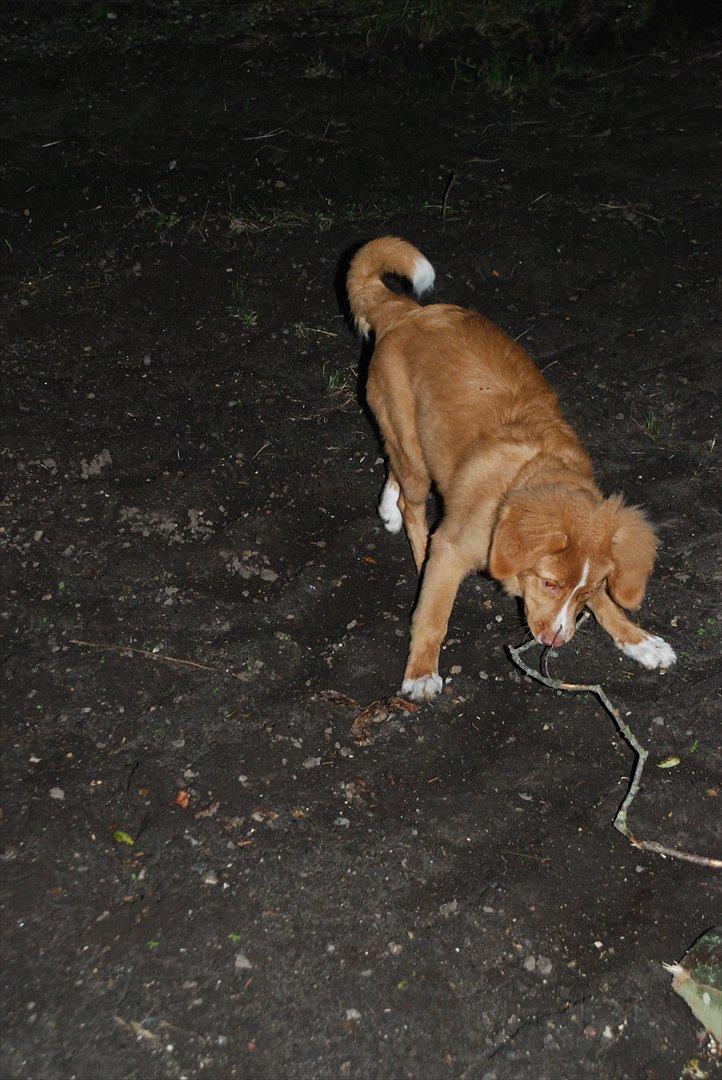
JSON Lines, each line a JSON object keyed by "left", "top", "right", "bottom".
{"left": 401, "top": 535, "right": 469, "bottom": 702}
{"left": 587, "top": 589, "right": 676, "bottom": 670}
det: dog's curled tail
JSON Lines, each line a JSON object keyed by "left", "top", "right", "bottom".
{"left": 346, "top": 236, "right": 435, "bottom": 337}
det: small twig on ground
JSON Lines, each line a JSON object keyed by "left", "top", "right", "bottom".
{"left": 508, "top": 614, "right": 722, "bottom": 869}
{"left": 70, "top": 639, "right": 246, "bottom": 683}
{"left": 599, "top": 202, "right": 664, "bottom": 224}
{"left": 442, "top": 172, "right": 457, "bottom": 219}
{"left": 241, "top": 128, "right": 286, "bottom": 141}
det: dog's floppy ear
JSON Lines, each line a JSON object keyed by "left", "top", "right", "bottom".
{"left": 605, "top": 498, "right": 659, "bottom": 610}
{"left": 488, "top": 501, "right": 567, "bottom": 580}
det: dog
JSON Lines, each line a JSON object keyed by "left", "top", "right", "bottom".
{"left": 346, "top": 236, "right": 676, "bottom": 702}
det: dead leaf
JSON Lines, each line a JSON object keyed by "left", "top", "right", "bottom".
{"left": 351, "top": 696, "right": 419, "bottom": 745}
{"left": 351, "top": 701, "right": 390, "bottom": 744}
{"left": 317, "top": 689, "right": 359, "bottom": 710}
{"left": 387, "top": 696, "right": 421, "bottom": 714}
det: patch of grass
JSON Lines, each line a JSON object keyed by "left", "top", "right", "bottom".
{"left": 151, "top": 210, "right": 181, "bottom": 234}
{"left": 322, "top": 362, "right": 355, "bottom": 404}
{"left": 87, "top": 1, "right": 109, "bottom": 21}
{"left": 228, "top": 199, "right": 403, "bottom": 238}
{"left": 303, "top": 54, "right": 337, "bottom": 79}
{"left": 229, "top": 278, "right": 257, "bottom": 326}
{"left": 691, "top": 435, "right": 716, "bottom": 480}
{"left": 640, "top": 410, "right": 663, "bottom": 441}
{"left": 229, "top": 206, "right": 311, "bottom": 235}
{"left": 345, "top": 0, "right": 656, "bottom": 95}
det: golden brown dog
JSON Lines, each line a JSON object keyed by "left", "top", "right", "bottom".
{"left": 346, "top": 236, "right": 676, "bottom": 701}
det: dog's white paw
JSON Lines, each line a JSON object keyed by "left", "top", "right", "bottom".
{"left": 622, "top": 635, "right": 677, "bottom": 670}
{"left": 379, "top": 503, "right": 403, "bottom": 533}
{"left": 401, "top": 674, "right": 443, "bottom": 702}
{"left": 378, "top": 480, "right": 403, "bottom": 534}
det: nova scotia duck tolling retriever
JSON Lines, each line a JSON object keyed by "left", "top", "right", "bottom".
{"left": 346, "top": 236, "right": 676, "bottom": 702}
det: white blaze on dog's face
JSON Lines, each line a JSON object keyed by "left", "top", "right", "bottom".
{"left": 488, "top": 490, "right": 659, "bottom": 647}
{"left": 515, "top": 554, "right": 607, "bottom": 646}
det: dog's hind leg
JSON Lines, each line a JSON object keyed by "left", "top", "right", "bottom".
{"left": 385, "top": 451, "right": 430, "bottom": 572}
{"left": 378, "top": 433, "right": 430, "bottom": 571}
{"left": 378, "top": 469, "right": 403, "bottom": 534}
{"left": 401, "top": 492, "right": 430, "bottom": 574}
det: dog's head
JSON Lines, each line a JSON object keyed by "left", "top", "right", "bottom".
{"left": 488, "top": 490, "right": 658, "bottom": 646}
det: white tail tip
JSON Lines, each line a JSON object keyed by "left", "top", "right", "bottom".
{"left": 412, "top": 256, "right": 435, "bottom": 297}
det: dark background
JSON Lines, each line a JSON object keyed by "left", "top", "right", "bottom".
{"left": 1, "top": 3, "right": 720, "bottom": 1078}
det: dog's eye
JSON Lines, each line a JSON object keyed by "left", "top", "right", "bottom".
{"left": 543, "top": 579, "right": 560, "bottom": 592}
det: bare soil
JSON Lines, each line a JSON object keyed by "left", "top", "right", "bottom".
{"left": 1, "top": 5, "right": 720, "bottom": 1078}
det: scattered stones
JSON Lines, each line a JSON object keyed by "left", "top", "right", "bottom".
{"left": 439, "top": 899, "right": 458, "bottom": 917}
{"left": 80, "top": 449, "right": 112, "bottom": 479}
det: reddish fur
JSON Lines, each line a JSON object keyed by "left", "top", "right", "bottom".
{"left": 346, "top": 237, "right": 670, "bottom": 692}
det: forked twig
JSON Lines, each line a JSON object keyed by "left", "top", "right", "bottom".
{"left": 508, "top": 615, "right": 722, "bottom": 869}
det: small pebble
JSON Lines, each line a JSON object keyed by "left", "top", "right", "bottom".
{"left": 334, "top": 817, "right": 350, "bottom": 827}
{"left": 203, "top": 870, "right": 219, "bottom": 886}
{"left": 49, "top": 787, "right": 65, "bottom": 800}
{"left": 524, "top": 956, "right": 536, "bottom": 971}
{"left": 537, "top": 956, "right": 552, "bottom": 975}
{"left": 345, "top": 1008, "right": 361, "bottom": 1021}
{"left": 234, "top": 953, "right": 252, "bottom": 971}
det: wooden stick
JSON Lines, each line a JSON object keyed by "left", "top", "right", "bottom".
{"left": 69, "top": 639, "right": 246, "bottom": 682}
{"left": 508, "top": 615, "right": 722, "bottom": 869}
{"left": 442, "top": 172, "right": 457, "bottom": 219}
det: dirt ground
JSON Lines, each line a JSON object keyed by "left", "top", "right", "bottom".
{"left": 1, "top": 4, "right": 721, "bottom": 1078}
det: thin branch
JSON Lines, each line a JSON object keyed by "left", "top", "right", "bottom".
{"left": 441, "top": 172, "right": 457, "bottom": 219}
{"left": 508, "top": 615, "right": 722, "bottom": 870}
{"left": 70, "top": 639, "right": 246, "bottom": 682}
